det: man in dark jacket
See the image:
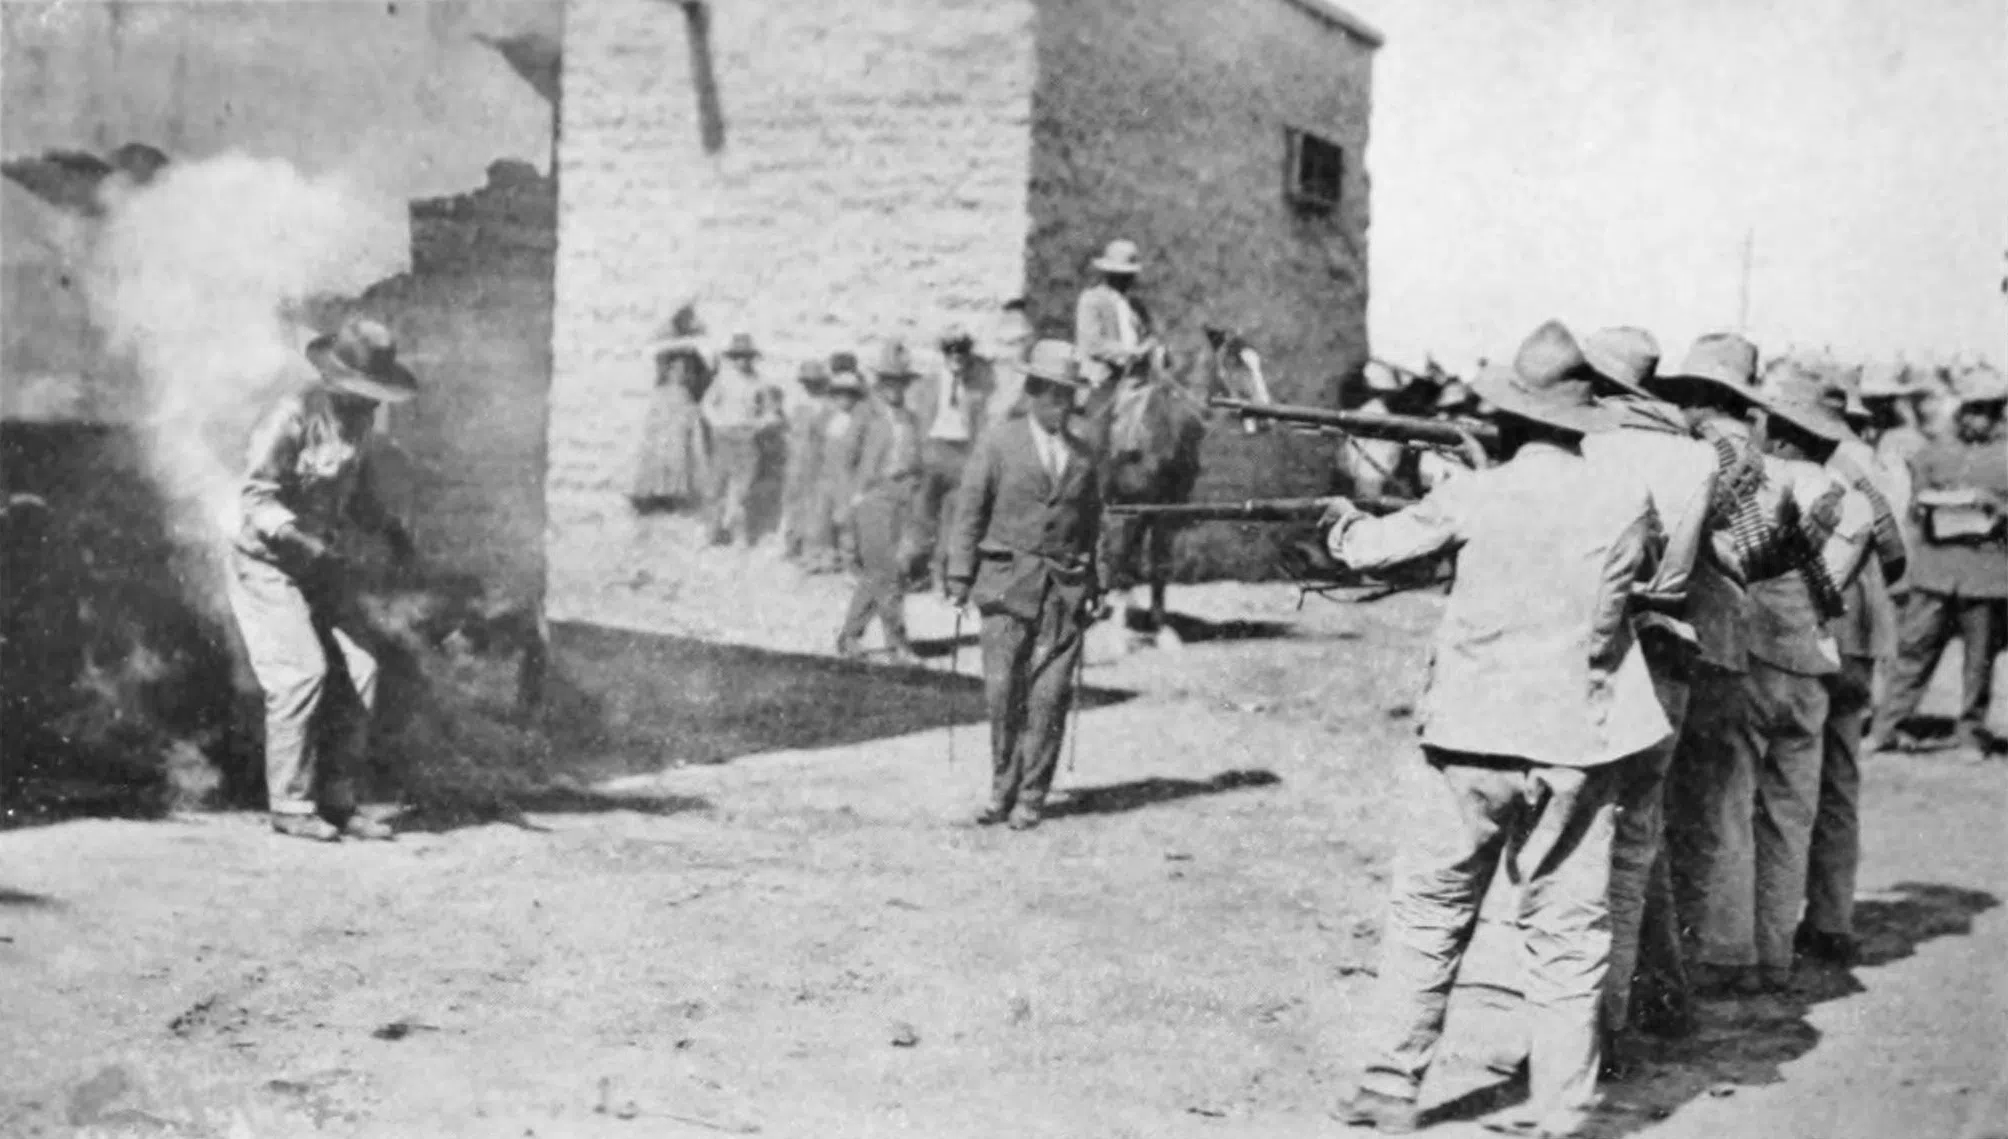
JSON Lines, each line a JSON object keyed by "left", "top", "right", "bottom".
{"left": 835, "top": 341, "right": 924, "bottom": 663}
{"left": 945, "top": 339, "right": 1103, "bottom": 831}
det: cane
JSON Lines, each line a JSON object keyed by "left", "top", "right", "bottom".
{"left": 946, "top": 604, "right": 965, "bottom": 766}
{"left": 1066, "top": 601, "right": 1092, "bottom": 773}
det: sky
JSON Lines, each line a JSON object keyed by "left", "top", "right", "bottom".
{"left": 1344, "top": 0, "right": 2008, "bottom": 371}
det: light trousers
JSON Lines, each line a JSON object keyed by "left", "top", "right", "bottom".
{"left": 226, "top": 553, "right": 379, "bottom": 815}
{"left": 1357, "top": 751, "right": 1619, "bottom": 1129}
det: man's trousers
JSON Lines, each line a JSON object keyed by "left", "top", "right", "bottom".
{"left": 1877, "top": 589, "right": 2002, "bottom": 741}
{"left": 706, "top": 428, "right": 761, "bottom": 544}
{"left": 980, "top": 580, "right": 1086, "bottom": 813}
{"left": 1604, "top": 659, "right": 1691, "bottom": 1034}
{"left": 1683, "top": 659, "right": 1829, "bottom": 969}
{"left": 1356, "top": 751, "right": 1619, "bottom": 1131}
{"left": 914, "top": 440, "right": 971, "bottom": 584}
{"left": 1806, "top": 655, "right": 1874, "bottom": 938}
{"left": 839, "top": 493, "right": 912, "bottom": 653}
{"left": 226, "top": 553, "right": 380, "bottom": 816}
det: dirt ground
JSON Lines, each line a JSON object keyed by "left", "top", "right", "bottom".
{"left": 6, "top": 517, "right": 2007, "bottom": 1138}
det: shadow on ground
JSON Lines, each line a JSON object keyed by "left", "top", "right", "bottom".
{"left": 1043, "top": 769, "right": 1281, "bottom": 819}
{"left": 1430, "top": 881, "right": 2001, "bottom": 1137}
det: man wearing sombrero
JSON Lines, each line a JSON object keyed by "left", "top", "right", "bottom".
{"left": 1872, "top": 365, "right": 2008, "bottom": 756}
{"left": 1074, "top": 238, "right": 1156, "bottom": 387}
{"left": 700, "top": 332, "right": 784, "bottom": 547}
{"left": 1321, "top": 321, "right": 1666, "bottom": 1137}
{"left": 229, "top": 315, "right": 419, "bottom": 843}
{"left": 835, "top": 341, "right": 925, "bottom": 664}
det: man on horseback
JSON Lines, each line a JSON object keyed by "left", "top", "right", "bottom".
{"left": 1075, "top": 238, "right": 1157, "bottom": 388}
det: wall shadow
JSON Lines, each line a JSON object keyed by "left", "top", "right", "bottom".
{"left": 1427, "top": 881, "right": 2000, "bottom": 1137}
{"left": 0, "top": 886, "right": 63, "bottom": 908}
{"left": 548, "top": 620, "right": 1133, "bottom": 777}
{"left": 1042, "top": 768, "right": 1280, "bottom": 820}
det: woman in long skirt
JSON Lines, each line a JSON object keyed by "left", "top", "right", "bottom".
{"left": 630, "top": 304, "right": 714, "bottom": 512}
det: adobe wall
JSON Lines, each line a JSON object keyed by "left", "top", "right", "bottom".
{"left": 548, "top": 0, "right": 1038, "bottom": 542}
{"left": 1029, "top": 0, "right": 1376, "bottom": 577}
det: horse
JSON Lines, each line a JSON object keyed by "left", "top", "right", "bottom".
{"left": 1086, "top": 326, "right": 1273, "bottom": 652}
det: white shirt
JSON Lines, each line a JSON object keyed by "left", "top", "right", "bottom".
{"left": 928, "top": 368, "right": 973, "bottom": 443}
{"left": 1028, "top": 416, "right": 1068, "bottom": 481}
{"left": 1112, "top": 292, "right": 1139, "bottom": 350}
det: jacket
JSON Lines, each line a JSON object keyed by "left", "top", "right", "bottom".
{"left": 1827, "top": 438, "right": 1907, "bottom": 661}
{"left": 1903, "top": 432, "right": 2008, "bottom": 599}
{"left": 234, "top": 387, "right": 400, "bottom": 570}
{"left": 1074, "top": 283, "right": 1153, "bottom": 385}
{"left": 1329, "top": 441, "right": 1668, "bottom": 767}
{"left": 1583, "top": 400, "right": 1719, "bottom": 632}
{"left": 842, "top": 398, "right": 922, "bottom": 506}
{"left": 946, "top": 417, "right": 1102, "bottom": 620}
{"left": 1744, "top": 457, "right": 1875, "bottom": 676}
{"left": 911, "top": 356, "right": 998, "bottom": 445}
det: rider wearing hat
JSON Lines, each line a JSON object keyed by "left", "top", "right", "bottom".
{"left": 230, "top": 315, "right": 419, "bottom": 843}
{"left": 1074, "top": 238, "right": 1155, "bottom": 387}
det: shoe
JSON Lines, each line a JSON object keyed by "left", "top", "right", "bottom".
{"left": 885, "top": 647, "right": 924, "bottom": 668}
{"left": 972, "top": 804, "right": 1010, "bottom": 827}
{"left": 1006, "top": 804, "right": 1042, "bottom": 831}
{"left": 1332, "top": 1088, "right": 1420, "bottom": 1133}
{"left": 835, "top": 637, "right": 863, "bottom": 660}
{"left": 337, "top": 813, "right": 395, "bottom": 841}
{"left": 271, "top": 813, "right": 340, "bottom": 842}
{"left": 1870, "top": 727, "right": 1931, "bottom": 754}
{"left": 1794, "top": 923, "right": 1858, "bottom": 966}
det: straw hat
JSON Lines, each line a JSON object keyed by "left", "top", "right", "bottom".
{"left": 826, "top": 369, "right": 865, "bottom": 396}
{"left": 1758, "top": 360, "right": 1854, "bottom": 443}
{"left": 306, "top": 316, "right": 419, "bottom": 404}
{"left": 646, "top": 303, "right": 705, "bottom": 353}
{"left": 1024, "top": 339, "right": 1087, "bottom": 389}
{"left": 1858, "top": 361, "right": 1919, "bottom": 401}
{"left": 1582, "top": 326, "right": 1659, "bottom": 399}
{"left": 722, "top": 332, "right": 760, "bottom": 359}
{"left": 1469, "top": 320, "right": 1605, "bottom": 435}
{"left": 1091, "top": 238, "right": 1142, "bottom": 275}
{"left": 1955, "top": 365, "right": 2008, "bottom": 408}
{"left": 797, "top": 359, "right": 831, "bottom": 387}
{"left": 1645, "top": 333, "right": 1763, "bottom": 409}
{"left": 869, "top": 340, "right": 919, "bottom": 381}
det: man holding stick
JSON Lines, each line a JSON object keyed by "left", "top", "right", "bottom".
{"left": 944, "top": 339, "right": 1104, "bottom": 832}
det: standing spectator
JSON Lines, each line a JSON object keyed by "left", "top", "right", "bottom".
{"left": 812, "top": 353, "right": 868, "bottom": 574}
{"left": 629, "top": 304, "right": 712, "bottom": 513}
{"left": 910, "top": 325, "right": 996, "bottom": 592}
{"left": 945, "top": 339, "right": 1104, "bottom": 832}
{"left": 1870, "top": 368, "right": 2008, "bottom": 755}
{"left": 1326, "top": 321, "right": 1665, "bottom": 1138}
{"left": 700, "top": 333, "right": 783, "bottom": 547}
{"left": 835, "top": 341, "right": 924, "bottom": 663}
{"left": 781, "top": 359, "right": 833, "bottom": 565}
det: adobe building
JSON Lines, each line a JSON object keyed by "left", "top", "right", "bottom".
{"left": 549, "top": 0, "right": 1380, "bottom": 586}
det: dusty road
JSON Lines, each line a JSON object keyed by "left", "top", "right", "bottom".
{"left": 5, "top": 571, "right": 2005, "bottom": 1139}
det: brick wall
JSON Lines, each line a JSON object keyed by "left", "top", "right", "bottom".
{"left": 1029, "top": 0, "right": 1377, "bottom": 578}
{"left": 549, "top": 0, "right": 1037, "bottom": 516}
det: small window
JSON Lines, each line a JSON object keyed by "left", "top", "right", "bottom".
{"left": 1285, "top": 128, "right": 1344, "bottom": 213}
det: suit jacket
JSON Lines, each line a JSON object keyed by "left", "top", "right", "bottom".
{"left": 1074, "top": 284, "right": 1153, "bottom": 385}
{"left": 1330, "top": 442, "right": 1668, "bottom": 768}
{"left": 841, "top": 398, "right": 922, "bottom": 506}
{"left": 946, "top": 418, "right": 1102, "bottom": 619}
{"left": 910, "top": 356, "right": 997, "bottom": 445}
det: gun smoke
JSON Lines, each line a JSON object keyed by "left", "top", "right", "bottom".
{"left": 84, "top": 151, "right": 406, "bottom": 620}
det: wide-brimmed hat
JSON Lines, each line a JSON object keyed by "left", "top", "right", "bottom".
{"left": 722, "top": 332, "right": 760, "bottom": 359}
{"left": 938, "top": 324, "right": 976, "bottom": 352}
{"left": 1758, "top": 361, "right": 1854, "bottom": 443}
{"left": 826, "top": 369, "right": 865, "bottom": 396}
{"left": 1469, "top": 321, "right": 1605, "bottom": 436}
{"left": 647, "top": 303, "right": 705, "bottom": 353}
{"left": 1091, "top": 239, "right": 1142, "bottom": 276}
{"left": 829, "top": 350, "right": 860, "bottom": 375}
{"left": 1582, "top": 326, "right": 1659, "bottom": 399}
{"left": 306, "top": 316, "right": 418, "bottom": 404}
{"left": 1026, "top": 339, "right": 1088, "bottom": 390}
{"left": 1645, "top": 333, "right": 1763, "bottom": 409}
{"left": 797, "top": 359, "right": 830, "bottom": 387}
{"left": 1955, "top": 365, "right": 2008, "bottom": 408}
{"left": 1818, "top": 364, "right": 1872, "bottom": 426}
{"left": 869, "top": 340, "right": 919, "bottom": 381}
{"left": 1857, "top": 361, "right": 1919, "bottom": 401}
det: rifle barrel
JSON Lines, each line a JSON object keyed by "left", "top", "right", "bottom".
{"left": 1209, "top": 397, "right": 1499, "bottom": 450}
{"left": 1105, "top": 495, "right": 1415, "bottom": 523}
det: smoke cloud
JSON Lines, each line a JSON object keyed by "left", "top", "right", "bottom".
{"left": 83, "top": 151, "right": 406, "bottom": 617}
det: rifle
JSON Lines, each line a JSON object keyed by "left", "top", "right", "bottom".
{"left": 1103, "top": 495, "right": 1415, "bottom": 523}
{"left": 1209, "top": 396, "right": 1499, "bottom": 453}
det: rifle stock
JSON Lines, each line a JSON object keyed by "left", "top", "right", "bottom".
{"left": 1209, "top": 396, "right": 1499, "bottom": 452}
